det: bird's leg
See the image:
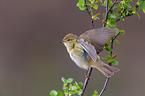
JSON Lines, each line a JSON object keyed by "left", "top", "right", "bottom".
{"left": 85, "top": 70, "right": 90, "bottom": 78}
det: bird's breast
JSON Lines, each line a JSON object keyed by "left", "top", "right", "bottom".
{"left": 69, "top": 48, "right": 90, "bottom": 70}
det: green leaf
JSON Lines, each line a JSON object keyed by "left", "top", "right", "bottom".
{"left": 50, "top": 90, "right": 57, "bottom": 96}
{"left": 91, "top": 9, "right": 93, "bottom": 16}
{"left": 93, "top": 4, "right": 98, "bottom": 10}
{"left": 123, "top": 7, "right": 129, "bottom": 16}
{"left": 79, "top": 0, "right": 85, "bottom": 4}
{"left": 85, "top": 2, "right": 91, "bottom": 5}
{"left": 137, "top": 12, "right": 140, "bottom": 19}
{"left": 103, "top": 13, "right": 105, "bottom": 18}
{"left": 103, "top": 0, "right": 106, "bottom": 6}
{"left": 118, "top": 15, "right": 124, "bottom": 21}
{"left": 106, "top": 19, "right": 117, "bottom": 27}
{"left": 124, "top": 0, "right": 132, "bottom": 3}
{"left": 78, "top": 82, "right": 83, "bottom": 89}
{"left": 76, "top": 3, "right": 87, "bottom": 11}
{"left": 114, "top": 40, "right": 120, "bottom": 44}
{"left": 104, "top": 44, "right": 112, "bottom": 52}
{"left": 139, "top": 1, "right": 145, "bottom": 9}
{"left": 108, "top": 38, "right": 112, "bottom": 42}
{"left": 92, "top": 13, "right": 100, "bottom": 20}
{"left": 126, "top": 3, "right": 132, "bottom": 8}
{"left": 57, "top": 92, "right": 64, "bottom": 96}
{"left": 70, "top": 90, "right": 77, "bottom": 94}
{"left": 61, "top": 77, "right": 67, "bottom": 83}
{"left": 94, "top": 0, "right": 99, "bottom": 3}
{"left": 77, "top": 89, "right": 83, "bottom": 95}
{"left": 62, "top": 86, "right": 68, "bottom": 93}
{"left": 69, "top": 83, "right": 72, "bottom": 88}
{"left": 112, "top": 60, "right": 119, "bottom": 65}
{"left": 89, "top": 0, "right": 94, "bottom": 2}
{"left": 108, "top": 0, "right": 113, "bottom": 8}
{"left": 67, "top": 78, "right": 73, "bottom": 83}
{"left": 120, "top": 30, "right": 125, "bottom": 35}
{"left": 126, "top": 0, "right": 132, "bottom": 2}
{"left": 92, "top": 90, "right": 98, "bottom": 96}
{"left": 107, "top": 55, "right": 112, "bottom": 60}
{"left": 71, "top": 86, "right": 77, "bottom": 90}
{"left": 115, "top": 28, "right": 120, "bottom": 34}
{"left": 109, "top": 13, "right": 117, "bottom": 19}
{"left": 143, "top": 9, "right": 145, "bottom": 13}
{"left": 74, "top": 82, "right": 79, "bottom": 88}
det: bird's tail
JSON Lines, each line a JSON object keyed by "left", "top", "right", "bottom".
{"left": 89, "top": 56, "right": 120, "bottom": 78}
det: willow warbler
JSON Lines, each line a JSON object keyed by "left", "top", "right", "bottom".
{"left": 62, "top": 27, "right": 119, "bottom": 77}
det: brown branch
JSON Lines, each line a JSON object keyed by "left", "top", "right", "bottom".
{"left": 81, "top": 67, "right": 93, "bottom": 96}
{"left": 80, "top": 0, "right": 95, "bottom": 96}
{"left": 99, "top": 32, "right": 120, "bottom": 96}
{"left": 85, "top": 0, "right": 95, "bottom": 29}
{"left": 99, "top": 77, "right": 109, "bottom": 96}
{"left": 103, "top": 0, "right": 117, "bottom": 27}
{"left": 116, "top": 13, "right": 133, "bottom": 22}
{"left": 100, "top": 0, "right": 120, "bottom": 95}
{"left": 81, "top": 0, "right": 138, "bottom": 95}
{"left": 100, "top": 1, "right": 139, "bottom": 96}
{"left": 103, "top": 0, "right": 109, "bottom": 27}
{"left": 116, "top": 2, "right": 139, "bottom": 22}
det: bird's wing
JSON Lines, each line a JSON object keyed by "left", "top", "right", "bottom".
{"left": 79, "top": 27, "right": 117, "bottom": 53}
{"left": 77, "top": 38, "right": 97, "bottom": 62}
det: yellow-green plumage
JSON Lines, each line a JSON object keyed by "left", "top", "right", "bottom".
{"left": 62, "top": 28, "right": 120, "bottom": 77}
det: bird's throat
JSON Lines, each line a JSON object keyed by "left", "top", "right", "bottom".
{"left": 72, "top": 39, "right": 77, "bottom": 49}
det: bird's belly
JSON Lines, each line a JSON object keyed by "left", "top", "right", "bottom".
{"left": 69, "top": 49, "right": 89, "bottom": 70}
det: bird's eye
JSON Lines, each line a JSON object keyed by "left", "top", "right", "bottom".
{"left": 67, "top": 39, "right": 71, "bottom": 41}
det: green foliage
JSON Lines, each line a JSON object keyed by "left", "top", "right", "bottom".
{"left": 106, "top": 54, "right": 119, "bottom": 65}
{"left": 51, "top": 1, "right": 145, "bottom": 96}
{"left": 112, "top": 60, "right": 119, "bottom": 65}
{"left": 104, "top": 43, "right": 112, "bottom": 52}
{"left": 139, "top": 1, "right": 145, "bottom": 9}
{"left": 50, "top": 77, "right": 100, "bottom": 96}
{"left": 106, "top": 19, "right": 117, "bottom": 27}
{"left": 92, "top": 90, "right": 98, "bottom": 96}
{"left": 76, "top": 0, "right": 87, "bottom": 10}
{"left": 50, "top": 90, "right": 58, "bottom": 96}
{"left": 77, "top": 0, "right": 101, "bottom": 20}
{"left": 76, "top": 0, "right": 145, "bottom": 23}
{"left": 50, "top": 90, "right": 64, "bottom": 96}
{"left": 50, "top": 77, "right": 83, "bottom": 96}
{"left": 108, "top": 13, "right": 117, "bottom": 19}
{"left": 114, "top": 40, "right": 120, "bottom": 44}
{"left": 139, "top": 1, "right": 145, "bottom": 13}
{"left": 120, "top": 30, "right": 125, "bottom": 35}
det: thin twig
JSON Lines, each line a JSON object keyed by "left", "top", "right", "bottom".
{"left": 99, "top": 32, "right": 120, "bottom": 96}
{"left": 99, "top": 77, "right": 109, "bottom": 96}
{"left": 116, "top": 2, "right": 139, "bottom": 22}
{"left": 100, "top": 0, "right": 119, "bottom": 95}
{"left": 116, "top": 13, "right": 133, "bottom": 22}
{"left": 81, "top": 67, "right": 93, "bottom": 96}
{"left": 103, "top": 0, "right": 117, "bottom": 27}
{"left": 107, "top": 0, "right": 118, "bottom": 14}
{"left": 81, "top": 0, "right": 95, "bottom": 96}
{"left": 85, "top": 0, "right": 94, "bottom": 29}
{"left": 100, "top": 1, "right": 139, "bottom": 96}
{"left": 103, "top": 0, "right": 109, "bottom": 27}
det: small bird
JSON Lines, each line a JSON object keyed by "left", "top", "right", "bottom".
{"left": 62, "top": 27, "right": 119, "bottom": 77}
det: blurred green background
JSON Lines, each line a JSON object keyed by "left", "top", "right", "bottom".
{"left": 0, "top": 0, "right": 145, "bottom": 96}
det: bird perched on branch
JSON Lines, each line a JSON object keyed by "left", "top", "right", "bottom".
{"left": 62, "top": 27, "right": 119, "bottom": 77}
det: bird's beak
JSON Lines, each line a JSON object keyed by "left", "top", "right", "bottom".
{"left": 60, "top": 40, "right": 66, "bottom": 43}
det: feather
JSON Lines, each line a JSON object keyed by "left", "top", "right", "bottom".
{"left": 79, "top": 27, "right": 117, "bottom": 53}
{"left": 77, "top": 38, "right": 97, "bottom": 62}
{"left": 89, "top": 56, "right": 120, "bottom": 77}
